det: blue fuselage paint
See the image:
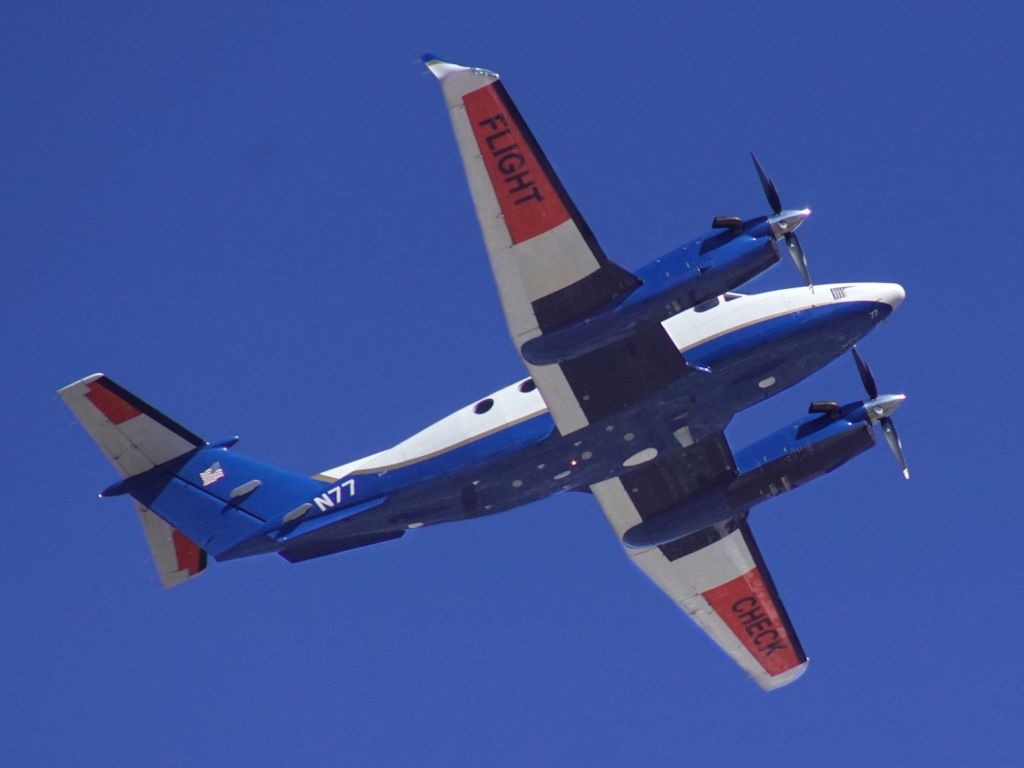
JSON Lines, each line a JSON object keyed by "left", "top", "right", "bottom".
{"left": 271, "top": 298, "right": 892, "bottom": 552}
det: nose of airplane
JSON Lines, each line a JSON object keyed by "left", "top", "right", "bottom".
{"left": 879, "top": 283, "right": 906, "bottom": 310}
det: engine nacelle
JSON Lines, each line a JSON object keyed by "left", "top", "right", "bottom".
{"left": 728, "top": 415, "right": 876, "bottom": 508}
{"left": 622, "top": 408, "right": 876, "bottom": 548}
{"left": 520, "top": 231, "right": 778, "bottom": 365}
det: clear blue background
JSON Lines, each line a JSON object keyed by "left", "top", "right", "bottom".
{"left": 4, "top": 3, "right": 1022, "bottom": 765}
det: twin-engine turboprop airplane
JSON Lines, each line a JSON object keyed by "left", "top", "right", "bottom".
{"left": 59, "top": 56, "right": 908, "bottom": 691}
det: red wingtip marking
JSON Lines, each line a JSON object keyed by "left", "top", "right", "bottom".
{"left": 463, "top": 84, "right": 570, "bottom": 244}
{"left": 84, "top": 382, "right": 142, "bottom": 424}
{"left": 702, "top": 567, "right": 803, "bottom": 676}
{"left": 171, "top": 530, "right": 205, "bottom": 575}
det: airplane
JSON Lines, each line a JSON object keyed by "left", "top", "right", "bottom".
{"left": 59, "top": 55, "right": 907, "bottom": 691}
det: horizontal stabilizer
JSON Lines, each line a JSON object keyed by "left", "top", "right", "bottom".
{"left": 58, "top": 374, "right": 204, "bottom": 478}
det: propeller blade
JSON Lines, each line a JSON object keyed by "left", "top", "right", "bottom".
{"left": 849, "top": 348, "right": 909, "bottom": 479}
{"left": 852, "top": 346, "right": 879, "bottom": 400}
{"left": 751, "top": 153, "right": 782, "bottom": 214}
{"left": 880, "top": 416, "right": 910, "bottom": 479}
{"left": 784, "top": 232, "right": 812, "bottom": 287}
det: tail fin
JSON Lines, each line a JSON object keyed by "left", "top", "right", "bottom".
{"left": 59, "top": 374, "right": 210, "bottom": 587}
{"left": 60, "top": 374, "right": 328, "bottom": 587}
{"left": 134, "top": 500, "right": 208, "bottom": 587}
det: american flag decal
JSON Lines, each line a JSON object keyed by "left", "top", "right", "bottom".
{"left": 199, "top": 462, "right": 225, "bottom": 487}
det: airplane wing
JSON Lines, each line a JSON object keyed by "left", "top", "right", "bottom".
{"left": 426, "top": 59, "right": 804, "bottom": 687}
{"left": 425, "top": 56, "right": 688, "bottom": 435}
{"left": 590, "top": 434, "right": 808, "bottom": 691}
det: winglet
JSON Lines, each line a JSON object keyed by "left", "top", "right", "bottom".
{"left": 421, "top": 53, "right": 497, "bottom": 81}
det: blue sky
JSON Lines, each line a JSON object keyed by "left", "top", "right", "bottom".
{"left": 4, "top": 2, "right": 1023, "bottom": 765}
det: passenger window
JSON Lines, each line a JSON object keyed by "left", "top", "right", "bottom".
{"left": 518, "top": 379, "right": 536, "bottom": 393}
{"left": 473, "top": 398, "right": 494, "bottom": 414}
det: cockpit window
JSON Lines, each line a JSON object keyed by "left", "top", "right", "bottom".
{"left": 695, "top": 297, "right": 720, "bottom": 312}
{"left": 723, "top": 292, "right": 743, "bottom": 301}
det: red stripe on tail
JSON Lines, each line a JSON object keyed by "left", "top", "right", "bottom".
{"left": 85, "top": 381, "right": 142, "bottom": 424}
{"left": 171, "top": 530, "right": 205, "bottom": 576}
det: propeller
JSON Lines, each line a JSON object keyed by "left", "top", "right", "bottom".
{"left": 751, "top": 153, "right": 813, "bottom": 288}
{"left": 852, "top": 346, "right": 910, "bottom": 479}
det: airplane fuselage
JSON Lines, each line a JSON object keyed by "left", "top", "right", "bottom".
{"left": 278, "top": 282, "right": 903, "bottom": 550}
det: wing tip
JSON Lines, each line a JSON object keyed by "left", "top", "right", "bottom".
{"left": 421, "top": 53, "right": 497, "bottom": 81}
{"left": 758, "top": 658, "right": 810, "bottom": 692}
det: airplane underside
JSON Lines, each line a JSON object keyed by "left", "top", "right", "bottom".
{"left": 59, "top": 54, "right": 908, "bottom": 691}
